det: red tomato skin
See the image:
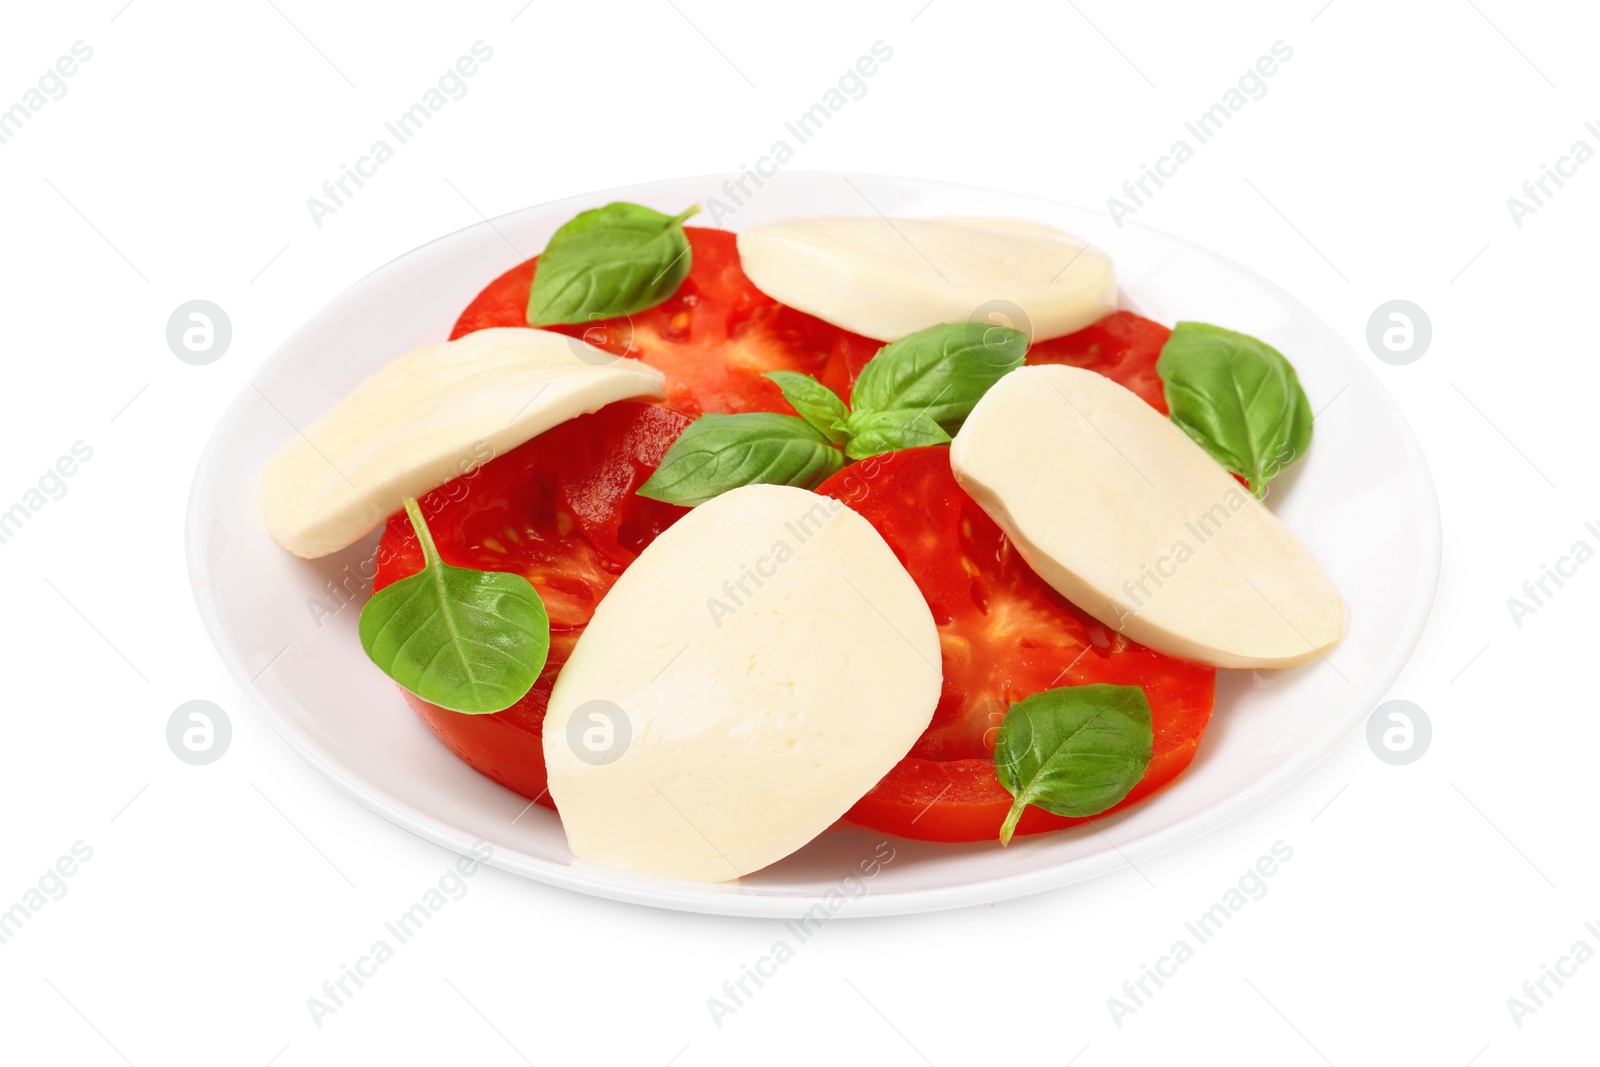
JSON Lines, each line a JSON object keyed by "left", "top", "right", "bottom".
{"left": 371, "top": 401, "right": 690, "bottom": 808}
{"left": 840, "top": 739, "right": 1206, "bottom": 844}
{"left": 450, "top": 227, "right": 880, "bottom": 417}
{"left": 817, "top": 447, "right": 1215, "bottom": 842}
{"left": 401, "top": 689, "right": 553, "bottom": 807}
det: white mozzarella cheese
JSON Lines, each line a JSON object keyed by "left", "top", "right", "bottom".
{"left": 950, "top": 365, "right": 1344, "bottom": 670}
{"left": 542, "top": 484, "right": 940, "bottom": 882}
{"left": 735, "top": 216, "right": 1117, "bottom": 343}
{"left": 260, "top": 328, "right": 664, "bottom": 558}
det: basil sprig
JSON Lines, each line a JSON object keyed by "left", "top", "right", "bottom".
{"left": 637, "top": 413, "right": 845, "bottom": 507}
{"left": 636, "top": 321, "right": 1025, "bottom": 506}
{"left": 527, "top": 202, "right": 700, "bottom": 327}
{"left": 1156, "top": 322, "right": 1313, "bottom": 498}
{"left": 993, "top": 684, "right": 1153, "bottom": 845}
{"left": 359, "top": 498, "right": 551, "bottom": 715}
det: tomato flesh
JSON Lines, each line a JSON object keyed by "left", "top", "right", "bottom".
{"left": 371, "top": 401, "right": 690, "bottom": 806}
{"left": 1025, "top": 310, "right": 1171, "bottom": 413}
{"left": 816, "top": 448, "right": 1215, "bottom": 842}
{"left": 451, "top": 227, "right": 880, "bottom": 417}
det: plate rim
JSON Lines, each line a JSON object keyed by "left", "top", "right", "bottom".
{"left": 186, "top": 169, "right": 1442, "bottom": 918}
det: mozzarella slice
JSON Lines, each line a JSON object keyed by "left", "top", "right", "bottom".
{"left": 261, "top": 328, "right": 665, "bottom": 558}
{"left": 542, "top": 484, "right": 940, "bottom": 883}
{"left": 950, "top": 365, "right": 1344, "bottom": 670}
{"left": 736, "top": 216, "right": 1117, "bottom": 343}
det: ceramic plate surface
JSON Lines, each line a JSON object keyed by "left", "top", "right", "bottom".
{"left": 187, "top": 172, "right": 1439, "bottom": 917}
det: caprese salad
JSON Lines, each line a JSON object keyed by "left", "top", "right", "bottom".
{"left": 260, "top": 200, "right": 1344, "bottom": 883}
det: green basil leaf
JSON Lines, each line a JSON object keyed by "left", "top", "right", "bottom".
{"left": 849, "top": 321, "right": 1027, "bottom": 433}
{"left": 527, "top": 201, "right": 699, "bottom": 327}
{"left": 765, "top": 371, "right": 851, "bottom": 446}
{"left": 359, "top": 499, "right": 550, "bottom": 715}
{"left": 636, "top": 413, "right": 845, "bottom": 506}
{"left": 1156, "top": 322, "right": 1313, "bottom": 498}
{"left": 842, "top": 408, "right": 951, "bottom": 460}
{"left": 993, "top": 684, "right": 1153, "bottom": 845}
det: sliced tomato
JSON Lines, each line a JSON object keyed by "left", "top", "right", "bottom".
{"left": 1025, "top": 310, "right": 1171, "bottom": 413}
{"left": 372, "top": 401, "right": 690, "bottom": 807}
{"left": 816, "top": 448, "right": 1214, "bottom": 842}
{"left": 451, "top": 227, "right": 880, "bottom": 418}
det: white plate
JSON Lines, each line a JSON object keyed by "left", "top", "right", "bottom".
{"left": 186, "top": 172, "right": 1440, "bottom": 918}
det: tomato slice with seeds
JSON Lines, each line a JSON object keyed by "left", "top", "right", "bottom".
{"left": 451, "top": 227, "right": 880, "bottom": 417}
{"left": 371, "top": 401, "right": 690, "bottom": 807}
{"left": 816, "top": 448, "right": 1215, "bottom": 842}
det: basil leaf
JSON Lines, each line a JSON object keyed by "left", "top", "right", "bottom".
{"left": 1156, "top": 322, "right": 1313, "bottom": 498}
{"left": 993, "top": 684, "right": 1153, "bottom": 845}
{"left": 849, "top": 321, "right": 1027, "bottom": 433}
{"left": 765, "top": 371, "right": 850, "bottom": 446}
{"left": 842, "top": 408, "right": 951, "bottom": 460}
{"left": 636, "top": 413, "right": 845, "bottom": 506}
{"left": 527, "top": 202, "right": 699, "bottom": 327}
{"left": 359, "top": 498, "right": 550, "bottom": 715}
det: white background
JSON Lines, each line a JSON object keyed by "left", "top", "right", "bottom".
{"left": 1, "top": 0, "right": 1594, "bottom": 1063}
